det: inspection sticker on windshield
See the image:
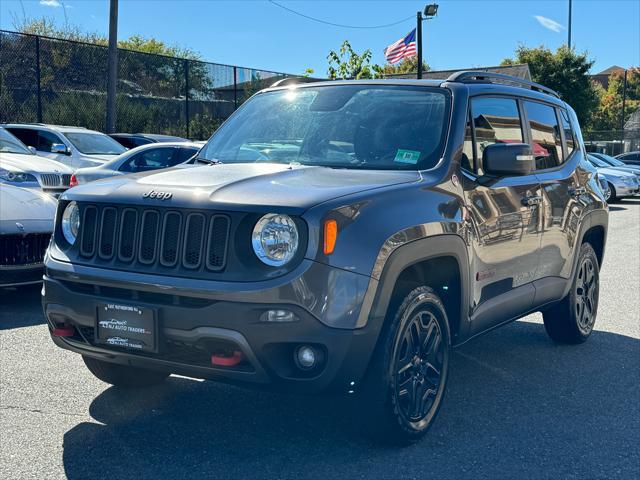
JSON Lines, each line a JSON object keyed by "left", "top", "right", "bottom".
{"left": 394, "top": 149, "right": 421, "bottom": 164}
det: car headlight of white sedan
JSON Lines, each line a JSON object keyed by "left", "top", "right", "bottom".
{"left": 0, "top": 168, "right": 37, "bottom": 183}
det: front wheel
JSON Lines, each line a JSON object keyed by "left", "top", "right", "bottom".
{"left": 82, "top": 356, "right": 169, "bottom": 388}
{"left": 360, "top": 286, "right": 450, "bottom": 443}
{"left": 605, "top": 182, "right": 617, "bottom": 203}
{"left": 543, "top": 242, "right": 600, "bottom": 344}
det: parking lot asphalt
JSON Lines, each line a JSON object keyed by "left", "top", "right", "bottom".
{"left": 1, "top": 199, "right": 639, "bottom": 480}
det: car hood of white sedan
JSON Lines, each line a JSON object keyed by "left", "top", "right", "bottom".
{"left": 597, "top": 167, "right": 634, "bottom": 179}
{"left": 0, "top": 184, "right": 57, "bottom": 234}
{"left": 0, "top": 152, "right": 73, "bottom": 173}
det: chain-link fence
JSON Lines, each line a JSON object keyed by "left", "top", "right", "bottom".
{"left": 583, "top": 129, "right": 640, "bottom": 156}
{"left": 0, "top": 30, "right": 296, "bottom": 139}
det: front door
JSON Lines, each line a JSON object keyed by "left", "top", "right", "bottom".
{"left": 462, "top": 96, "right": 543, "bottom": 335}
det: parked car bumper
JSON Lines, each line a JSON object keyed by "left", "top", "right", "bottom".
{"left": 42, "top": 255, "right": 380, "bottom": 393}
{"left": 0, "top": 264, "right": 44, "bottom": 287}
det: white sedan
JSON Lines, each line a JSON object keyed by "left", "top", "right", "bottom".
{"left": 72, "top": 142, "right": 201, "bottom": 185}
{"left": 0, "top": 127, "right": 74, "bottom": 197}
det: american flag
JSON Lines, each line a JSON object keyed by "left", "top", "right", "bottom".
{"left": 384, "top": 29, "right": 417, "bottom": 64}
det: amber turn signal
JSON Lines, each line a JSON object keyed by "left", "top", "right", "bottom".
{"left": 323, "top": 219, "right": 338, "bottom": 255}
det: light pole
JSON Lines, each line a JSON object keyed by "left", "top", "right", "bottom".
{"left": 106, "top": 0, "right": 119, "bottom": 133}
{"left": 417, "top": 4, "right": 438, "bottom": 79}
{"left": 568, "top": 0, "right": 572, "bottom": 49}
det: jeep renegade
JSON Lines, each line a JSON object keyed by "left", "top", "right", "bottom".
{"left": 43, "top": 72, "right": 608, "bottom": 441}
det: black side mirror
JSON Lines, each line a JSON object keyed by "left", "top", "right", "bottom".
{"left": 482, "top": 143, "right": 535, "bottom": 176}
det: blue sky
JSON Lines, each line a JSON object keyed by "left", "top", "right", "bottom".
{"left": 1, "top": 0, "right": 638, "bottom": 76}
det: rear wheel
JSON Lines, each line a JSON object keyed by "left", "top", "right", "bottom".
{"left": 82, "top": 356, "right": 169, "bottom": 388}
{"left": 360, "top": 286, "right": 450, "bottom": 443}
{"left": 543, "top": 243, "right": 599, "bottom": 344}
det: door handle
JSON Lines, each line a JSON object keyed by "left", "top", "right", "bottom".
{"left": 521, "top": 195, "right": 542, "bottom": 206}
{"left": 570, "top": 186, "right": 587, "bottom": 197}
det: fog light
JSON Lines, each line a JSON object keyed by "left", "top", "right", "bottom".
{"left": 295, "top": 345, "right": 316, "bottom": 370}
{"left": 260, "top": 309, "right": 298, "bottom": 323}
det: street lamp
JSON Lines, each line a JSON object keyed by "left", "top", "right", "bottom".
{"left": 417, "top": 4, "right": 439, "bottom": 79}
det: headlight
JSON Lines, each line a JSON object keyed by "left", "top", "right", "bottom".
{"left": 251, "top": 214, "right": 299, "bottom": 266}
{"left": 61, "top": 201, "right": 80, "bottom": 245}
{"left": 0, "top": 168, "right": 37, "bottom": 183}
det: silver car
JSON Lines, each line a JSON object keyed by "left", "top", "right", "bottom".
{"left": 0, "top": 127, "right": 74, "bottom": 197}
{"left": 73, "top": 142, "right": 201, "bottom": 185}
{"left": 0, "top": 184, "right": 57, "bottom": 287}
{"left": 587, "top": 154, "right": 640, "bottom": 202}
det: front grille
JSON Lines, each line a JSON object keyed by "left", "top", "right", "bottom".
{"left": 0, "top": 233, "right": 50, "bottom": 266}
{"left": 76, "top": 204, "right": 230, "bottom": 275}
{"left": 61, "top": 174, "right": 72, "bottom": 186}
{"left": 40, "top": 173, "right": 61, "bottom": 187}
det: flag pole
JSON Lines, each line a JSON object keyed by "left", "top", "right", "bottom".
{"left": 417, "top": 11, "right": 423, "bottom": 79}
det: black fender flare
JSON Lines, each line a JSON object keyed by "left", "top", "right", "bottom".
{"left": 362, "top": 233, "right": 471, "bottom": 343}
{"left": 562, "top": 208, "right": 608, "bottom": 298}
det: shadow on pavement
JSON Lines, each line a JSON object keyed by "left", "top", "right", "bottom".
{"left": 62, "top": 319, "right": 640, "bottom": 479}
{"left": 0, "top": 284, "right": 44, "bottom": 330}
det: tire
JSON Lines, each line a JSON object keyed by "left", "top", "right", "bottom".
{"left": 82, "top": 356, "right": 169, "bottom": 388}
{"left": 606, "top": 182, "right": 617, "bottom": 203}
{"left": 543, "top": 242, "right": 600, "bottom": 344}
{"left": 359, "top": 286, "right": 450, "bottom": 444}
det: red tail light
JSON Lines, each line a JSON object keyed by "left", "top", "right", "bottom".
{"left": 69, "top": 174, "right": 78, "bottom": 187}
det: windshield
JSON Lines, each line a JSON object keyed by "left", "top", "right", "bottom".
{"left": 199, "top": 85, "right": 449, "bottom": 170}
{"left": 594, "top": 153, "right": 626, "bottom": 167}
{"left": 587, "top": 155, "right": 609, "bottom": 168}
{"left": 0, "top": 128, "right": 32, "bottom": 155}
{"left": 64, "top": 132, "right": 126, "bottom": 155}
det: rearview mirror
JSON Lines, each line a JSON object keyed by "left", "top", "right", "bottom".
{"left": 51, "top": 143, "right": 70, "bottom": 155}
{"left": 482, "top": 143, "right": 535, "bottom": 176}
{"left": 28, "top": 146, "right": 37, "bottom": 155}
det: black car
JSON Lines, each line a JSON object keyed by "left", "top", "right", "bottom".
{"left": 43, "top": 73, "right": 608, "bottom": 442}
{"left": 109, "top": 133, "right": 189, "bottom": 149}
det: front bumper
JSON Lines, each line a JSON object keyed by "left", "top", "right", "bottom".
{"left": 42, "top": 257, "right": 381, "bottom": 393}
{"left": 615, "top": 183, "right": 640, "bottom": 197}
{"left": 0, "top": 264, "right": 43, "bottom": 287}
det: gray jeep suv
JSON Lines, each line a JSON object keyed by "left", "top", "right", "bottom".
{"left": 43, "top": 73, "right": 608, "bottom": 442}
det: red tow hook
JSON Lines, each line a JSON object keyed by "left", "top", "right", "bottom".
{"left": 211, "top": 350, "right": 244, "bottom": 367}
{"left": 52, "top": 324, "right": 76, "bottom": 337}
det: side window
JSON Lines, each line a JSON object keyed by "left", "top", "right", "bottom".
{"left": 176, "top": 147, "right": 198, "bottom": 164}
{"left": 523, "top": 101, "right": 563, "bottom": 170}
{"left": 37, "top": 130, "right": 64, "bottom": 152}
{"left": 470, "top": 97, "right": 523, "bottom": 171}
{"left": 6, "top": 128, "right": 37, "bottom": 147}
{"left": 559, "top": 109, "right": 575, "bottom": 157}
{"left": 119, "top": 148, "right": 176, "bottom": 172}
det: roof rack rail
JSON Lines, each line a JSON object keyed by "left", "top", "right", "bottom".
{"left": 445, "top": 71, "right": 560, "bottom": 98}
{"left": 270, "top": 77, "right": 320, "bottom": 88}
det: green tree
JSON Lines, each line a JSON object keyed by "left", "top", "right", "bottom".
{"left": 502, "top": 45, "right": 600, "bottom": 126}
{"left": 381, "top": 57, "right": 430, "bottom": 76}
{"left": 13, "top": 16, "right": 202, "bottom": 59}
{"left": 327, "top": 41, "right": 383, "bottom": 80}
{"left": 589, "top": 68, "right": 640, "bottom": 131}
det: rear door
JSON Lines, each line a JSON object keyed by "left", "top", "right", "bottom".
{"left": 462, "top": 96, "right": 543, "bottom": 334}
{"left": 532, "top": 103, "right": 586, "bottom": 302}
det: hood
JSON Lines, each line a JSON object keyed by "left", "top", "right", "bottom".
{"left": 0, "top": 152, "right": 73, "bottom": 173}
{"left": 597, "top": 167, "right": 634, "bottom": 179}
{"left": 63, "top": 163, "right": 421, "bottom": 213}
{"left": 0, "top": 185, "right": 57, "bottom": 233}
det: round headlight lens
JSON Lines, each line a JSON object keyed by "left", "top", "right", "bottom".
{"left": 61, "top": 201, "right": 80, "bottom": 245}
{"left": 251, "top": 214, "right": 299, "bottom": 266}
